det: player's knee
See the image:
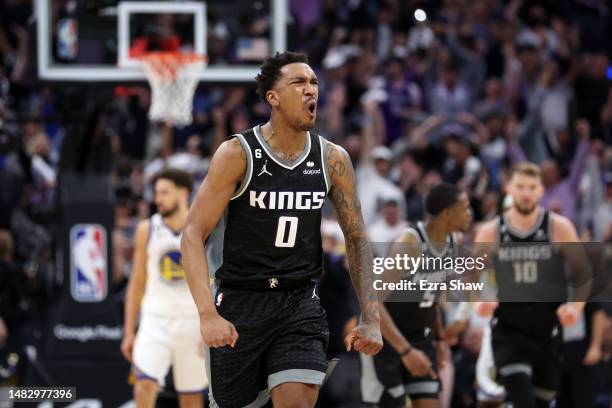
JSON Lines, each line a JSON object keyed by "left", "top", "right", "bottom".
{"left": 134, "top": 379, "right": 158, "bottom": 400}
{"left": 272, "top": 385, "right": 318, "bottom": 408}
{"left": 177, "top": 393, "right": 204, "bottom": 408}
{"left": 498, "top": 373, "right": 535, "bottom": 408}
{"left": 533, "top": 390, "right": 555, "bottom": 408}
{"left": 279, "top": 399, "right": 316, "bottom": 408}
{"left": 411, "top": 398, "right": 441, "bottom": 408}
{"left": 287, "top": 392, "right": 317, "bottom": 408}
{"left": 498, "top": 372, "right": 530, "bottom": 391}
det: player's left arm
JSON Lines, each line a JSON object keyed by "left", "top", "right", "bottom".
{"left": 434, "top": 304, "right": 451, "bottom": 366}
{"left": 325, "top": 139, "right": 383, "bottom": 356}
{"left": 584, "top": 306, "right": 606, "bottom": 365}
{"left": 552, "top": 213, "right": 592, "bottom": 325}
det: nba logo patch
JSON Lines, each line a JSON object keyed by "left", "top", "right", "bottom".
{"left": 70, "top": 224, "right": 108, "bottom": 302}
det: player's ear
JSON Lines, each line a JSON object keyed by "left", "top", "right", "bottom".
{"left": 535, "top": 179, "right": 545, "bottom": 197}
{"left": 503, "top": 178, "right": 511, "bottom": 193}
{"left": 266, "top": 90, "right": 279, "bottom": 107}
{"left": 442, "top": 208, "right": 451, "bottom": 222}
{"left": 182, "top": 187, "right": 190, "bottom": 202}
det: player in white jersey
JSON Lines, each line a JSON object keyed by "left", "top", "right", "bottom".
{"left": 121, "top": 168, "right": 207, "bottom": 408}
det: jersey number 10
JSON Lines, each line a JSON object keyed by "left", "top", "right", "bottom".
{"left": 275, "top": 216, "right": 298, "bottom": 247}
{"left": 513, "top": 261, "right": 538, "bottom": 283}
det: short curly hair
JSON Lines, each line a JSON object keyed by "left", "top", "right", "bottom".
{"left": 255, "top": 51, "right": 309, "bottom": 103}
{"left": 425, "top": 183, "right": 463, "bottom": 216}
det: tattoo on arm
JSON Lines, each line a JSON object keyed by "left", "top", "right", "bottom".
{"left": 326, "top": 142, "right": 379, "bottom": 322}
{"left": 329, "top": 153, "right": 347, "bottom": 178}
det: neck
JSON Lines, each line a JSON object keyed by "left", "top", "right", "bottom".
{"left": 263, "top": 114, "right": 308, "bottom": 153}
{"left": 425, "top": 217, "right": 450, "bottom": 243}
{"left": 162, "top": 207, "right": 188, "bottom": 230}
{"left": 507, "top": 206, "right": 541, "bottom": 230}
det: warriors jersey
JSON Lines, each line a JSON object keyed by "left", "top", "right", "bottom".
{"left": 211, "top": 125, "right": 331, "bottom": 284}
{"left": 141, "top": 213, "right": 198, "bottom": 317}
{"left": 493, "top": 210, "right": 566, "bottom": 338}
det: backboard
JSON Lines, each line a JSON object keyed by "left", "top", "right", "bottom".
{"left": 36, "top": 0, "right": 287, "bottom": 82}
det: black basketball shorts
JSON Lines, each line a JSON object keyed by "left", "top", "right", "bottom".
{"left": 205, "top": 280, "right": 329, "bottom": 408}
{"left": 361, "top": 328, "right": 441, "bottom": 407}
{"left": 491, "top": 321, "right": 561, "bottom": 401}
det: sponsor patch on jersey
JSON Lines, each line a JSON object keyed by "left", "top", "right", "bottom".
{"left": 303, "top": 168, "right": 321, "bottom": 175}
{"left": 70, "top": 224, "right": 108, "bottom": 302}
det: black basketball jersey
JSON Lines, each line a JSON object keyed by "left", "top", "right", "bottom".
{"left": 493, "top": 209, "right": 567, "bottom": 338}
{"left": 385, "top": 222, "right": 456, "bottom": 334}
{"left": 214, "top": 125, "right": 330, "bottom": 284}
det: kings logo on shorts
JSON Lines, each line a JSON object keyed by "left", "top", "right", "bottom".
{"left": 70, "top": 224, "right": 108, "bottom": 302}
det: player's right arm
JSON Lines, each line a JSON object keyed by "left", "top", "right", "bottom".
{"left": 472, "top": 219, "right": 499, "bottom": 316}
{"left": 181, "top": 138, "right": 245, "bottom": 348}
{"left": 379, "top": 231, "right": 437, "bottom": 378}
{"left": 324, "top": 140, "right": 383, "bottom": 355}
{"left": 473, "top": 219, "right": 497, "bottom": 245}
{"left": 121, "top": 219, "right": 149, "bottom": 362}
{"left": 552, "top": 213, "right": 592, "bottom": 326}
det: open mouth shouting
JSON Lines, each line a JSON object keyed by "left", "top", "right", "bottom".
{"left": 306, "top": 99, "right": 317, "bottom": 118}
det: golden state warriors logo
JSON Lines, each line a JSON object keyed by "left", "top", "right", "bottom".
{"left": 159, "top": 250, "right": 185, "bottom": 283}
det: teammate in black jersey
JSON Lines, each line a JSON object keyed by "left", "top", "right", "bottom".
{"left": 181, "top": 52, "right": 382, "bottom": 408}
{"left": 475, "top": 163, "right": 589, "bottom": 408}
{"left": 361, "top": 183, "right": 472, "bottom": 408}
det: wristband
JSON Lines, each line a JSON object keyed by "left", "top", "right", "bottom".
{"left": 400, "top": 345, "right": 413, "bottom": 357}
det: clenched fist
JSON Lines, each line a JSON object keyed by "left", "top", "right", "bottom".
{"left": 200, "top": 310, "right": 239, "bottom": 348}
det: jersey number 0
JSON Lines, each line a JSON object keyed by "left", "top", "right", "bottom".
{"left": 275, "top": 216, "right": 298, "bottom": 247}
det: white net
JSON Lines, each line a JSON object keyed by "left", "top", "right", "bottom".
{"left": 140, "top": 52, "right": 206, "bottom": 126}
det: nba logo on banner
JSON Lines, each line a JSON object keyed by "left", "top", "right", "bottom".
{"left": 70, "top": 224, "right": 108, "bottom": 302}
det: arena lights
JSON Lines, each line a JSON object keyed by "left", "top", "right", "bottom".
{"left": 414, "top": 8, "right": 427, "bottom": 22}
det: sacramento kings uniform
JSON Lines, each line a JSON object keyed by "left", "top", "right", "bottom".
{"left": 361, "top": 222, "right": 455, "bottom": 407}
{"left": 491, "top": 210, "right": 566, "bottom": 402}
{"left": 205, "top": 125, "right": 331, "bottom": 408}
{"left": 132, "top": 213, "right": 207, "bottom": 392}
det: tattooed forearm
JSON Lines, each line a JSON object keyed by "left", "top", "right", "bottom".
{"left": 345, "top": 233, "right": 379, "bottom": 307}
{"left": 326, "top": 141, "right": 379, "bottom": 323}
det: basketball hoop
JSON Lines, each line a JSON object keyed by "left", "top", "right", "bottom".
{"left": 139, "top": 51, "right": 207, "bottom": 126}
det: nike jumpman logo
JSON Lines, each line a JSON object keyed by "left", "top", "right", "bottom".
{"left": 258, "top": 160, "right": 272, "bottom": 176}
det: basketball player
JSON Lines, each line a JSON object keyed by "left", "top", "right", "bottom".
{"left": 361, "top": 183, "right": 472, "bottom": 408}
{"left": 181, "top": 51, "right": 383, "bottom": 408}
{"left": 121, "top": 169, "right": 206, "bottom": 408}
{"left": 474, "top": 162, "right": 590, "bottom": 408}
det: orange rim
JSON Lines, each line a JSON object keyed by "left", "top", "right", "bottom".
{"left": 138, "top": 51, "right": 207, "bottom": 65}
